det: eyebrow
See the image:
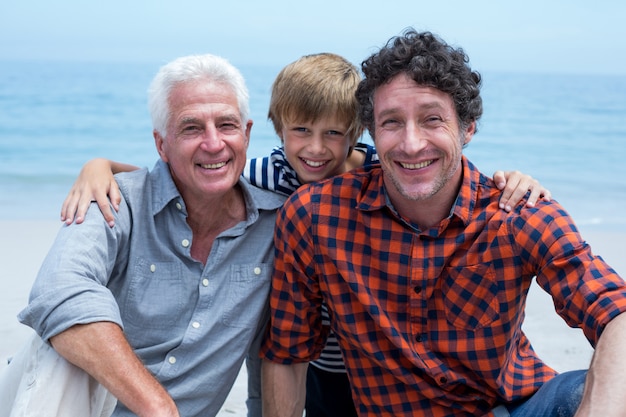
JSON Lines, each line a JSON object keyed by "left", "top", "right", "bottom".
{"left": 178, "top": 113, "right": 242, "bottom": 126}
{"left": 216, "top": 113, "right": 242, "bottom": 124}
{"left": 179, "top": 116, "right": 203, "bottom": 125}
{"left": 376, "top": 101, "right": 447, "bottom": 119}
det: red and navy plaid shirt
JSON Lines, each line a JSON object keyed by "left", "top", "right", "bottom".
{"left": 261, "top": 156, "right": 626, "bottom": 416}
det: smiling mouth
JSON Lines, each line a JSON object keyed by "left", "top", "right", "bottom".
{"left": 301, "top": 158, "right": 328, "bottom": 168}
{"left": 399, "top": 159, "right": 434, "bottom": 169}
{"left": 199, "top": 161, "right": 227, "bottom": 169}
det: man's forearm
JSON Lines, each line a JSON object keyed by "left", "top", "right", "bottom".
{"left": 261, "top": 359, "right": 308, "bottom": 417}
{"left": 50, "top": 321, "right": 179, "bottom": 417}
{"left": 575, "top": 311, "right": 626, "bottom": 417}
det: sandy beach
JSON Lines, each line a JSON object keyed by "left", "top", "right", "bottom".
{"left": 1, "top": 219, "right": 624, "bottom": 415}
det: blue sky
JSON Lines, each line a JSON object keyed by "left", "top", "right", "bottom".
{"left": 2, "top": 0, "right": 625, "bottom": 75}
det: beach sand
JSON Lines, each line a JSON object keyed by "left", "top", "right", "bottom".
{"left": 1, "top": 219, "right": 624, "bottom": 415}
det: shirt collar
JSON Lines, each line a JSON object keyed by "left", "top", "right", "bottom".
{"left": 354, "top": 165, "right": 388, "bottom": 212}
{"left": 150, "top": 159, "right": 181, "bottom": 216}
{"left": 451, "top": 156, "right": 480, "bottom": 227}
{"left": 268, "top": 146, "right": 302, "bottom": 196}
{"left": 355, "top": 156, "right": 480, "bottom": 228}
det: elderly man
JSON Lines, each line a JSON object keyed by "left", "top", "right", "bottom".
{"left": 260, "top": 30, "right": 626, "bottom": 416}
{"left": 1, "top": 54, "right": 284, "bottom": 417}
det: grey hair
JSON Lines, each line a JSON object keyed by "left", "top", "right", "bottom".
{"left": 148, "top": 54, "right": 250, "bottom": 136}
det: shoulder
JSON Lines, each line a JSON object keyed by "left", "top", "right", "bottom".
{"left": 114, "top": 167, "right": 150, "bottom": 191}
{"left": 240, "top": 177, "right": 287, "bottom": 210}
{"left": 114, "top": 161, "right": 179, "bottom": 218}
{"left": 244, "top": 155, "right": 272, "bottom": 175}
{"left": 513, "top": 198, "right": 578, "bottom": 232}
{"left": 245, "top": 147, "right": 287, "bottom": 174}
{"left": 244, "top": 147, "right": 300, "bottom": 196}
{"left": 110, "top": 167, "right": 151, "bottom": 212}
{"left": 354, "top": 142, "right": 379, "bottom": 165}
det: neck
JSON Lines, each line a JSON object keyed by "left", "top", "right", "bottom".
{"left": 344, "top": 148, "right": 366, "bottom": 172}
{"left": 185, "top": 185, "right": 247, "bottom": 263}
{"left": 389, "top": 170, "right": 462, "bottom": 231}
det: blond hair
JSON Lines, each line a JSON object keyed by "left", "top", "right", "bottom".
{"left": 268, "top": 53, "right": 363, "bottom": 150}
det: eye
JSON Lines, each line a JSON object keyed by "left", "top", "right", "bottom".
{"left": 181, "top": 125, "right": 201, "bottom": 135}
{"left": 380, "top": 118, "right": 401, "bottom": 129}
{"left": 220, "top": 122, "right": 237, "bottom": 130}
{"left": 424, "top": 115, "right": 445, "bottom": 126}
{"left": 326, "top": 130, "right": 344, "bottom": 136}
{"left": 217, "top": 118, "right": 243, "bottom": 133}
{"left": 324, "top": 130, "right": 346, "bottom": 141}
{"left": 290, "top": 126, "right": 310, "bottom": 137}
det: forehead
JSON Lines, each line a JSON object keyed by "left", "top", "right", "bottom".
{"left": 284, "top": 113, "right": 349, "bottom": 128}
{"left": 169, "top": 79, "right": 239, "bottom": 112}
{"left": 374, "top": 73, "right": 455, "bottom": 114}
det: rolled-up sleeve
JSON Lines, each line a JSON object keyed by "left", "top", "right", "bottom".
{"left": 18, "top": 200, "right": 130, "bottom": 342}
{"left": 512, "top": 202, "right": 626, "bottom": 346}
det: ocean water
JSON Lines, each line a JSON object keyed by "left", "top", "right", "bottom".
{"left": 1, "top": 60, "right": 625, "bottom": 232}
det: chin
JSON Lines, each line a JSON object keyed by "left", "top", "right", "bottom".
{"left": 396, "top": 184, "right": 439, "bottom": 201}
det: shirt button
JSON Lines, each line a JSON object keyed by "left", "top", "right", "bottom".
{"left": 202, "top": 278, "right": 209, "bottom": 287}
{"left": 182, "top": 239, "right": 190, "bottom": 248}
{"left": 150, "top": 264, "right": 156, "bottom": 273}
{"left": 439, "top": 376, "right": 448, "bottom": 384}
{"left": 168, "top": 356, "right": 176, "bottom": 364}
{"left": 176, "top": 202, "right": 182, "bottom": 210}
{"left": 413, "top": 285, "right": 422, "bottom": 294}
{"left": 192, "top": 321, "right": 200, "bottom": 329}
{"left": 254, "top": 267, "right": 261, "bottom": 275}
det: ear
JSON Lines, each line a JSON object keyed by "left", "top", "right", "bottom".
{"left": 277, "top": 127, "right": 285, "bottom": 144}
{"left": 463, "top": 121, "right": 476, "bottom": 146}
{"left": 154, "top": 130, "right": 169, "bottom": 163}
{"left": 244, "top": 120, "right": 253, "bottom": 149}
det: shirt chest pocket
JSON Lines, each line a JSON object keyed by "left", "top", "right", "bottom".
{"left": 221, "top": 263, "right": 272, "bottom": 328}
{"left": 122, "top": 261, "right": 187, "bottom": 331}
{"left": 441, "top": 264, "right": 500, "bottom": 331}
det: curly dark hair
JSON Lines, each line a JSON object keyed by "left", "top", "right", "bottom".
{"left": 356, "top": 29, "right": 483, "bottom": 137}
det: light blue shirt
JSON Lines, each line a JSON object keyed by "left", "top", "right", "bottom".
{"left": 18, "top": 159, "right": 285, "bottom": 417}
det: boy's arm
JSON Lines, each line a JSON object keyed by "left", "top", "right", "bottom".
{"left": 60, "top": 158, "right": 139, "bottom": 226}
{"left": 261, "top": 359, "right": 308, "bottom": 417}
{"left": 51, "top": 322, "right": 179, "bottom": 417}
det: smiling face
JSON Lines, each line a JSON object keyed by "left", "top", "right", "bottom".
{"left": 155, "top": 79, "right": 251, "bottom": 205}
{"left": 373, "top": 72, "right": 475, "bottom": 213}
{"left": 281, "top": 116, "right": 353, "bottom": 184}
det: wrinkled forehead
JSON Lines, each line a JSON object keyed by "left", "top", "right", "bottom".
{"left": 374, "top": 74, "right": 454, "bottom": 111}
{"left": 168, "top": 80, "right": 240, "bottom": 113}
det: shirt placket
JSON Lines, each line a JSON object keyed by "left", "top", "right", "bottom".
{"left": 409, "top": 233, "right": 452, "bottom": 389}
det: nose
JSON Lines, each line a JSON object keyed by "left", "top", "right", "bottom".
{"left": 307, "top": 133, "right": 325, "bottom": 154}
{"left": 199, "top": 126, "right": 226, "bottom": 152}
{"left": 403, "top": 123, "right": 428, "bottom": 154}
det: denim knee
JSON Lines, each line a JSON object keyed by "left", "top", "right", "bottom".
{"left": 509, "top": 370, "right": 587, "bottom": 417}
{"left": 551, "top": 370, "right": 586, "bottom": 416}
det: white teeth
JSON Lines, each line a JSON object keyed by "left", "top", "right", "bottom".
{"left": 303, "top": 159, "right": 326, "bottom": 167}
{"left": 200, "top": 162, "right": 227, "bottom": 169}
{"left": 400, "top": 160, "right": 434, "bottom": 169}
